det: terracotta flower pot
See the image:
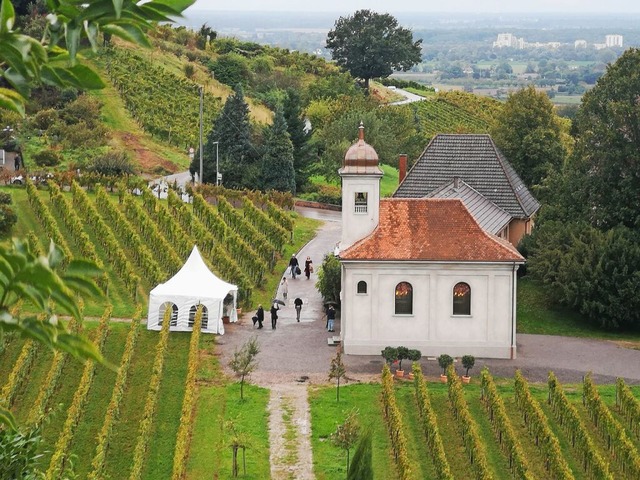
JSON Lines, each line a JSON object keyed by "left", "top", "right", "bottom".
{"left": 462, "top": 375, "right": 471, "bottom": 384}
{"left": 408, "top": 372, "right": 414, "bottom": 380}
{"left": 396, "top": 369, "right": 404, "bottom": 378}
{"left": 440, "top": 374, "right": 448, "bottom": 383}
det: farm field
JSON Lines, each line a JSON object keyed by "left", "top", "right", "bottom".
{"left": 310, "top": 367, "right": 640, "bottom": 480}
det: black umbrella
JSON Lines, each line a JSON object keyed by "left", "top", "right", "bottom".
{"left": 272, "top": 299, "right": 286, "bottom": 306}
{"left": 323, "top": 300, "right": 339, "bottom": 306}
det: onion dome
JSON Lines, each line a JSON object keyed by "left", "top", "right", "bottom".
{"left": 339, "top": 122, "right": 383, "bottom": 175}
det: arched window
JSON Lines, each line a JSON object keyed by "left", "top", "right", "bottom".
{"left": 188, "top": 305, "right": 209, "bottom": 329}
{"left": 357, "top": 281, "right": 368, "bottom": 294}
{"left": 395, "top": 282, "right": 413, "bottom": 315}
{"left": 159, "top": 302, "right": 178, "bottom": 326}
{"left": 453, "top": 282, "right": 471, "bottom": 315}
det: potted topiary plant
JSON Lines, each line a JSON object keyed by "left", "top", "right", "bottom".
{"left": 395, "top": 346, "right": 410, "bottom": 378}
{"left": 461, "top": 355, "right": 475, "bottom": 384}
{"left": 406, "top": 349, "right": 421, "bottom": 380}
{"left": 437, "top": 354, "right": 453, "bottom": 383}
{"left": 381, "top": 347, "right": 398, "bottom": 371}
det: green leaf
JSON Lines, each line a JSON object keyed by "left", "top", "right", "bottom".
{"left": 84, "top": 21, "right": 99, "bottom": 51}
{"left": 0, "top": 88, "right": 24, "bottom": 115}
{"left": 0, "top": 405, "right": 17, "bottom": 431}
{"left": 65, "top": 22, "right": 81, "bottom": 63}
{"left": 102, "top": 22, "right": 151, "bottom": 47}
{"left": 147, "top": 0, "right": 195, "bottom": 16}
{"left": 66, "top": 64, "right": 105, "bottom": 89}
{"left": 0, "top": 0, "right": 16, "bottom": 35}
{"left": 112, "top": 0, "right": 123, "bottom": 18}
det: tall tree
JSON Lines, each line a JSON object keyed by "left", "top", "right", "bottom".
{"left": 191, "top": 83, "right": 257, "bottom": 188}
{"left": 283, "top": 89, "right": 312, "bottom": 191}
{"left": 326, "top": 10, "right": 422, "bottom": 91}
{"left": 573, "top": 48, "right": 640, "bottom": 231}
{"left": 490, "top": 85, "right": 567, "bottom": 187}
{"left": 260, "top": 107, "right": 296, "bottom": 194}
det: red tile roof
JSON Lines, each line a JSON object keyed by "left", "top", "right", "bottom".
{"left": 340, "top": 198, "right": 524, "bottom": 262}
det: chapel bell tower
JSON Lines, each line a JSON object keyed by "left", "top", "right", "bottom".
{"left": 339, "top": 123, "right": 383, "bottom": 251}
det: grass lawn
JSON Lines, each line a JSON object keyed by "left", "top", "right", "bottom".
{"left": 68, "top": 323, "right": 128, "bottom": 478}
{"left": 517, "top": 277, "right": 640, "bottom": 343}
{"left": 140, "top": 332, "right": 191, "bottom": 479}
{"left": 309, "top": 383, "right": 395, "bottom": 480}
{"left": 186, "top": 335, "right": 271, "bottom": 480}
{"left": 103, "top": 327, "right": 158, "bottom": 480}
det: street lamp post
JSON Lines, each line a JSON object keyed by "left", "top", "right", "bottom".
{"left": 211, "top": 141, "right": 219, "bottom": 186}
{"left": 198, "top": 86, "right": 203, "bottom": 184}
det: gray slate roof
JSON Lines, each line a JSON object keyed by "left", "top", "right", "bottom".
{"left": 393, "top": 134, "right": 540, "bottom": 218}
{"left": 426, "top": 179, "right": 512, "bottom": 235}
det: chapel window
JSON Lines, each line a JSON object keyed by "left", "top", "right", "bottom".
{"left": 357, "top": 281, "right": 368, "bottom": 294}
{"left": 395, "top": 282, "right": 413, "bottom": 315}
{"left": 355, "top": 192, "right": 368, "bottom": 213}
{"left": 453, "top": 282, "right": 471, "bottom": 316}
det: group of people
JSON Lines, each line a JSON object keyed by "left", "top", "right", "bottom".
{"left": 288, "top": 254, "right": 313, "bottom": 280}
{"left": 252, "top": 254, "right": 314, "bottom": 330}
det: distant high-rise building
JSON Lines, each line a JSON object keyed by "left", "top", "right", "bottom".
{"left": 605, "top": 34, "right": 623, "bottom": 48}
{"left": 493, "top": 33, "right": 523, "bottom": 49}
{"left": 574, "top": 39, "right": 587, "bottom": 49}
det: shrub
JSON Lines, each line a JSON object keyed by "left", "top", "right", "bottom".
{"left": 87, "top": 150, "right": 137, "bottom": 176}
{"left": 31, "top": 108, "right": 58, "bottom": 130}
{"left": 316, "top": 253, "right": 341, "bottom": 305}
{"left": 184, "top": 62, "right": 196, "bottom": 79}
{"left": 461, "top": 355, "right": 475, "bottom": 377}
{"left": 0, "top": 205, "right": 18, "bottom": 235}
{"left": 0, "top": 191, "right": 12, "bottom": 205}
{"left": 437, "top": 354, "right": 453, "bottom": 375}
{"left": 33, "top": 149, "right": 62, "bottom": 167}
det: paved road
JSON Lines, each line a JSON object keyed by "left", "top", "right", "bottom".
{"left": 218, "top": 206, "right": 640, "bottom": 385}
{"left": 388, "top": 88, "right": 427, "bottom": 106}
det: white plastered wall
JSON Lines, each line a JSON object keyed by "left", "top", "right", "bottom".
{"left": 340, "top": 261, "right": 518, "bottom": 359}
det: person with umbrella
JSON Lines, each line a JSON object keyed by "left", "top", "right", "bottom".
{"left": 270, "top": 298, "right": 284, "bottom": 330}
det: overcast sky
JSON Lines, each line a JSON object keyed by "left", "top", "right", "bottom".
{"left": 189, "top": 0, "right": 640, "bottom": 13}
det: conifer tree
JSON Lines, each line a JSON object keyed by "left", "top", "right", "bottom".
{"left": 283, "top": 89, "right": 312, "bottom": 191}
{"left": 191, "top": 83, "right": 256, "bottom": 188}
{"left": 347, "top": 430, "right": 373, "bottom": 480}
{"left": 260, "top": 107, "right": 296, "bottom": 194}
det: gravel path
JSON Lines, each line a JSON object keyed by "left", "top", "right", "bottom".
{"left": 268, "top": 384, "right": 313, "bottom": 480}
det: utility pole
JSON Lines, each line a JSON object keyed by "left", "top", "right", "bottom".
{"left": 199, "top": 85, "right": 204, "bottom": 184}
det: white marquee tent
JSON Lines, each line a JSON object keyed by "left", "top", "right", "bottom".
{"left": 147, "top": 246, "right": 237, "bottom": 334}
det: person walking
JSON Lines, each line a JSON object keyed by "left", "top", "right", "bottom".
{"left": 304, "top": 256, "right": 313, "bottom": 280}
{"left": 256, "top": 304, "right": 264, "bottom": 329}
{"left": 270, "top": 302, "right": 279, "bottom": 330}
{"left": 289, "top": 254, "right": 300, "bottom": 279}
{"left": 281, "top": 277, "right": 289, "bottom": 301}
{"left": 294, "top": 297, "right": 303, "bottom": 322}
{"left": 327, "top": 305, "right": 336, "bottom": 332}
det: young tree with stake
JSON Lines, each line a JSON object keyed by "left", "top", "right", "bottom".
{"left": 328, "top": 347, "right": 346, "bottom": 402}
{"left": 229, "top": 336, "right": 260, "bottom": 400}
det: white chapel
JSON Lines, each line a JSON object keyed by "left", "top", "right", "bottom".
{"left": 338, "top": 125, "right": 525, "bottom": 359}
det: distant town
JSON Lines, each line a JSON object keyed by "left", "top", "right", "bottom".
{"left": 493, "top": 33, "right": 624, "bottom": 50}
